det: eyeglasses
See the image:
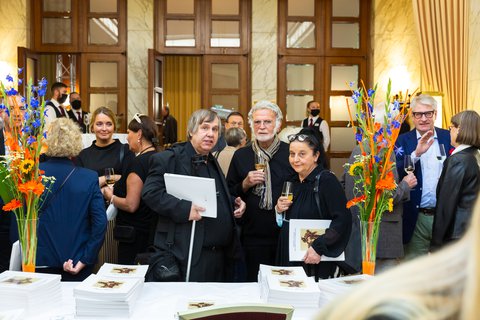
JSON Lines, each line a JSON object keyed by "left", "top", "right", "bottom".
{"left": 287, "top": 133, "right": 319, "bottom": 145}
{"left": 412, "top": 111, "right": 435, "bottom": 119}
{"left": 253, "top": 119, "right": 274, "bottom": 127}
{"left": 133, "top": 113, "right": 147, "bottom": 124}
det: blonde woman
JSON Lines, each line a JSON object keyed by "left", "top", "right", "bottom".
{"left": 316, "top": 196, "right": 480, "bottom": 319}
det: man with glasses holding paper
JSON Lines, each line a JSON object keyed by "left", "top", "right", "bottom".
{"left": 395, "top": 94, "right": 451, "bottom": 259}
{"left": 142, "top": 109, "right": 245, "bottom": 282}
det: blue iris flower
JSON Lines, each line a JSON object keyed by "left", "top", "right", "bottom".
{"left": 18, "top": 79, "right": 23, "bottom": 85}
{"left": 6, "top": 88, "right": 18, "bottom": 96}
{"left": 5, "top": 74, "right": 13, "bottom": 82}
{"left": 22, "top": 126, "right": 31, "bottom": 134}
{"left": 386, "top": 127, "right": 392, "bottom": 135}
{"left": 43, "top": 132, "right": 47, "bottom": 139}
{"left": 393, "top": 100, "right": 400, "bottom": 110}
{"left": 367, "top": 89, "right": 375, "bottom": 97}
{"left": 394, "top": 146, "right": 404, "bottom": 157}
{"left": 356, "top": 133, "right": 363, "bottom": 142}
{"left": 32, "top": 119, "right": 41, "bottom": 128}
{"left": 30, "top": 98, "right": 39, "bottom": 108}
{"left": 392, "top": 120, "right": 401, "bottom": 128}
{"left": 0, "top": 104, "right": 5, "bottom": 110}
{"left": 39, "top": 78, "right": 48, "bottom": 89}
{"left": 374, "top": 156, "right": 381, "bottom": 163}
{"left": 367, "top": 102, "right": 373, "bottom": 113}
{"left": 349, "top": 81, "right": 355, "bottom": 88}
{"left": 24, "top": 112, "right": 30, "bottom": 121}
{"left": 38, "top": 88, "right": 46, "bottom": 97}
{"left": 18, "top": 68, "right": 23, "bottom": 75}
{"left": 27, "top": 136, "right": 36, "bottom": 145}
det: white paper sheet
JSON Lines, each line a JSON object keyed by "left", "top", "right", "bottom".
{"left": 164, "top": 173, "right": 217, "bottom": 218}
{"left": 288, "top": 219, "right": 345, "bottom": 262}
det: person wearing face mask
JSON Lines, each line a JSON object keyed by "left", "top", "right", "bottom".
{"left": 45, "top": 82, "right": 68, "bottom": 129}
{"left": 67, "top": 92, "right": 89, "bottom": 133}
{"left": 301, "top": 101, "right": 330, "bottom": 151}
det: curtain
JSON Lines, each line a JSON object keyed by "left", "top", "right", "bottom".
{"left": 164, "top": 55, "right": 202, "bottom": 142}
{"left": 412, "top": 0, "right": 469, "bottom": 127}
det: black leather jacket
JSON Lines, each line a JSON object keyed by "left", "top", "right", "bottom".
{"left": 431, "top": 146, "right": 480, "bottom": 250}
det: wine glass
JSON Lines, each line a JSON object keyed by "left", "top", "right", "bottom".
{"left": 254, "top": 152, "right": 266, "bottom": 189}
{"left": 437, "top": 144, "right": 446, "bottom": 162}
{"left": 282, "top": 181, "right": 293, "bottom": 202}
{"left": 404, "top": 155, "right": 415, "bottom": 174}
{"left": 83, "top": 113, "right": 91, "bottom": 133}
{"left": 104, "top": 168, "right": 115, "bottom": 188}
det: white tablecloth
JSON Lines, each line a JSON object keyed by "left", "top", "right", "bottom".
{"left": 82, "top": 134, "right": 128, "bottom": 149}
{"left": 17, "top": 282, "right": 321, "bottom": 320}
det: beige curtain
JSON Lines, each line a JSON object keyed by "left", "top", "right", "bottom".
{"left": 412, "top": 0, "right": 469, "bottom": 127}
{"left": 164, "top": 56, "right": 202, "bottom": 142}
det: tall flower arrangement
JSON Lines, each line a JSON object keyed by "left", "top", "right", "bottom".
{"left": 344, "top": 80, "right": 412, "bottom": 275}
{"left": 0, "top": 70, "right": 55, "bottom": 272}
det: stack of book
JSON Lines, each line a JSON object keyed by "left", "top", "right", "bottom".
{"left": 0, "top": 271, "right": 61, "bottom": 314}
{"left": 258, "top": 264, "right": 320, "bottom": 308}
{"left": 317, "top": 274, "right": 372, "bottom": 306}
{"left": 74, "top": 263, "right": 148, "bottom": 317}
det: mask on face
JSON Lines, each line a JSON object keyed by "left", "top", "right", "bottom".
{"left": 58, "top": 93, "right": 68, "bottom": 104}
{"left": 310, "top": 109, "right": 320, "bottom": 117}
{"left": 71, "top": 100, "right": 82, "bottom": 110}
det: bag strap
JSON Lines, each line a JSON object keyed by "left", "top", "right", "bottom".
{"left": 119, "top": 143, "right": 125, "bottom": 163}
{"left": 313, "top": 169, "right": 332, "bottom": 219}
{"left": 41, "top": 167, "right": 76, "bottom": 211}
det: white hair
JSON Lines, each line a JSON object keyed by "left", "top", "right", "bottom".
{"left": 248, "top": 100, "right": 283, "bottom": 133}
{"left": 411, "top": 94, "right": 438, "bottom": 112}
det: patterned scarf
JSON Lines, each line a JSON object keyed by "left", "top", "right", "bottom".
{"left": 252, "top": 136, "right": 281, "bottom": 210}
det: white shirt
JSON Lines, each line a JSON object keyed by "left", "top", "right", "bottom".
{"left": 411, "top": 129, "right": 444, "bottom": 208}
{"left": 44, "top": 99, "right": 65, "bottom": 128}
{"left": 307, "top": 116, "right": 330, "bottom": 151}
{"left": 451, "top": 144, "right": 471, "bottom": 155}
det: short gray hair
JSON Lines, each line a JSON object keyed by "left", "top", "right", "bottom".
{"left": 225, "top": 127, "right": 247, "bottom": 147}
{"left": 248, "top": 100, "right": 283, "bottom": 132}
{"left": 411, "top": 94, "right": 437, "bottom": 112}
{"left": 187, "top": 109, "right": 221, "bottom": 140}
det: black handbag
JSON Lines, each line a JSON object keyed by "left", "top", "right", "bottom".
{"left": 136, "top": 220, "right": 181, "bottom": 282}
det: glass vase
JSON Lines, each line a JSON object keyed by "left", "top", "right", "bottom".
{"left": 360, "top": 220, "right": 380, "bottom": 276}
{"left": 18, "top": 218, "right": 38, "bottom": 273}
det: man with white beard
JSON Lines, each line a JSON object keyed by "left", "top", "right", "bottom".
{"left": 227, "top": 100, "right": 294, "bottom": 281}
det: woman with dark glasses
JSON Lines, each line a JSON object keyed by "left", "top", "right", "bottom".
{"left": 103, "top": 113, "right": 160, "bottom": 264}
{"left": 275, "top": 128, "right": 351, "bottom": 279}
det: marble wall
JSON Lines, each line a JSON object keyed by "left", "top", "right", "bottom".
{"left": 127, "top": 0, "right": 154, "bottom": 119}
{"left": 0, "top": 0, "right": 28, "bottom": 79}
{"left": 371, "top": 0, "right": 421, "bottom": 102}
{"left": 251, "top": 0, "right": 278, "bottom": 103}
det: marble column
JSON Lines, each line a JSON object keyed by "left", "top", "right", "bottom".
{"left": 251, "top": 0, "right": 278, "bottom": 104}
{"left": 0, "top": 0, "right": 28, "bottom": 79}
{"left": 127, "top": 0, "right": 154, "bottom": 121}
{"left": 371, "top": 0, "right": 421, "bottom": 102}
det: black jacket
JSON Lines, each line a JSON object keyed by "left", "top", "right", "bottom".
{"left": 431, "top": 146, "right": 480, "bottom": 250}
{"left": 141, "top": 142, "right": 240, "bottom": 281}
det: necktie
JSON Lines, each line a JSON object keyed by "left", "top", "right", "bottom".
{"left": 77, "top": 112, "right": 82, "bottom": 122}
{"left": 309, "top": 118, "right": 313, "bottom": 127}
{"left": 59, "top": 106, "right": 66, "bottom": 117}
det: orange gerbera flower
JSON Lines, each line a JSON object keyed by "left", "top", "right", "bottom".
{"left": 376, "top": 171, "right": 396, "bottom": 190}
{"left": 18, "top": 180, "right": 45, "bottom": 196}
{"left": 2, "top": 199, "right": 22, "bottom": 211}
{"left": 346, "top": 195, "right": 366, "bottom": 209}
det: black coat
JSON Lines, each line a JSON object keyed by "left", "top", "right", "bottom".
{"left": 141, "top": 142, "right": 240, "bottom": 281}
{"left": 431, "top": 146, "right": 480, "bottom": 249}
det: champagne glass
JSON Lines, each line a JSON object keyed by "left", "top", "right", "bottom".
{"left": 437, "top": 144, "right": 446, "bottom": 162}
{"left": 104, "top": 168, "right": 115, "bottom": 188}
{"left": 282, "top": 181, "right": 293, "bottom": 201}
{"left": 254, "top": 152, "right": 266, "bottom": 189}
{"left": 404, "top": 155, "right": 415, "bottom": 174}
{"left": 83, "top": 113, "right": 91, "bottom": 133}
{"left": 254, "top": 152, "right": 266, "bottom": 172}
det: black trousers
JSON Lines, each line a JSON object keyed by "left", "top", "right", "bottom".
{"left": 188, "top": 247, "right": 226, "bottom": 282}
{"left": 0, "top": 212, "right": 12, "bottom": 273}
{"left": 117, "top": 230, "right": 150, "bottom": 265}
{"left": 243, "top": 244, "right": 277, "bottom": 282}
